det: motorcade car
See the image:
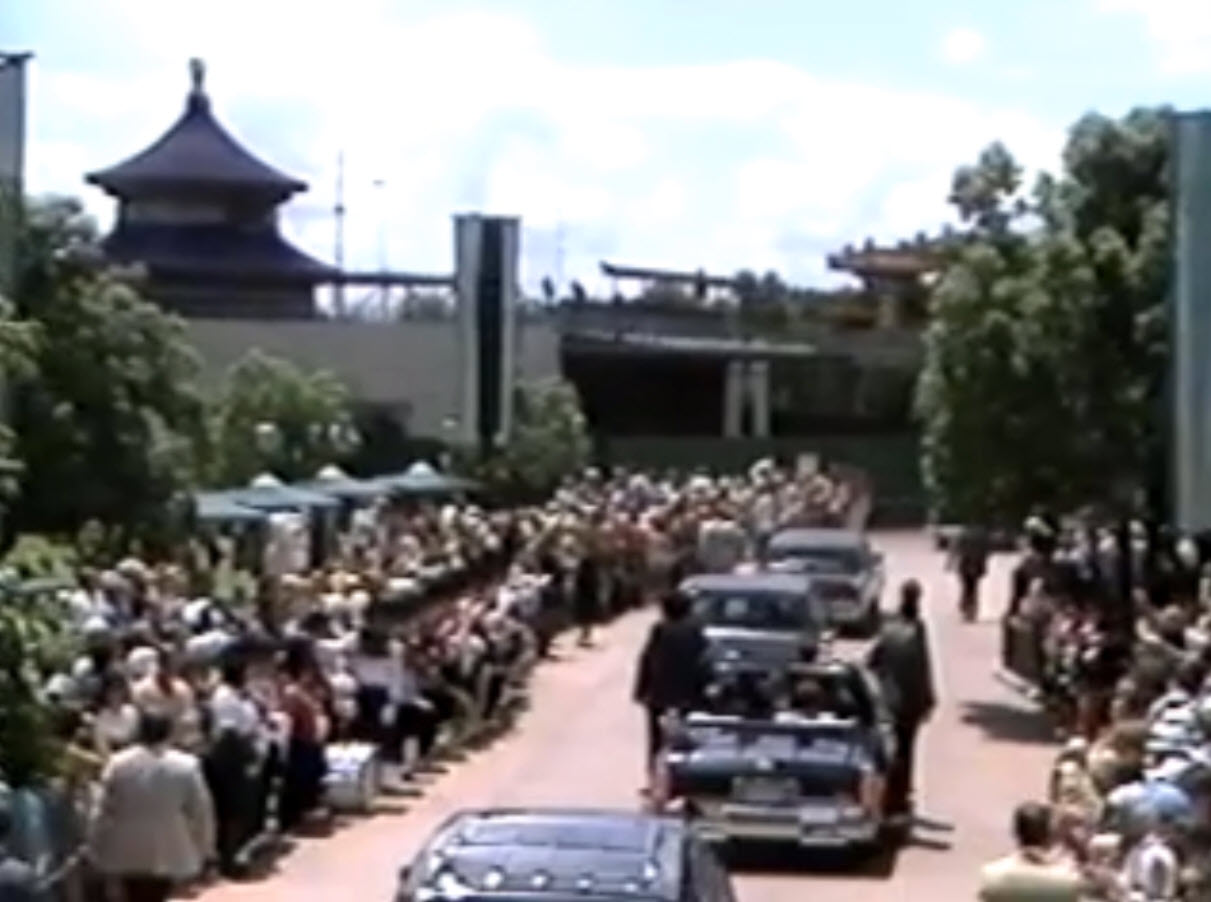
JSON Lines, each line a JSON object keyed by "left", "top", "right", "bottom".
{"left": 655, "top": 660, "right": 895, "bottom": 856}
{"left": 678, "top": 572, "right": 824, "bottom": 678}
{"left": 395, "top": 808, "right": 736, "bottom": 902}
{"left": 764, "top": 528, "right": 884, "bottom": 636}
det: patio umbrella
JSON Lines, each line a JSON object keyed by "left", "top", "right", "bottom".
{"left": 294, "top": 464, "right": 384, "bottom": 502}
{"left": 221, "top": 473, "right": 340, "bottom": 512}
{"left": 194, "top": 491, "right": 268, "bottom": 524}
{"left": 375, "top": 461, "right": 478, "bottom": 496}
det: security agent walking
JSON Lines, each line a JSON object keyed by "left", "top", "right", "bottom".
{"left": 952, "top": 524, "right": 990, "bottom": 621}
{"left": 866, "top": 579, "right": 937, "bottom": 822}
{"left": 633, "top": 590, "right": 710, "bottom": 779}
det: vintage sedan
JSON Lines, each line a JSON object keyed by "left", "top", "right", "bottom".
{"left": 395, "top": 808, "right": 736, "bottom": 902}
{"left": 679, "top": 572, "right": 825, "bottom": 678}
{"left": 657, "top": 661, "right": 895, "bottom": 855}
{"left": 765, "top": 528, "right": 884, "bottom": 636}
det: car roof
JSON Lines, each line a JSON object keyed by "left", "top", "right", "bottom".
{"left": 419, "top": 809, "right": 685, "bottom": 901}
{"left": 767, "top": 527, "right": 865, "bottom": 550}
{"left": 680, "top": 572, "right": 812, "bottom": 594}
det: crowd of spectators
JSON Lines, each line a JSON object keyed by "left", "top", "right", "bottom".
{"left": 0, "top": 459, "right": 857, "bottom": 902}
{"left": 983, "top": 517, "right": 1211, "bottom": 900}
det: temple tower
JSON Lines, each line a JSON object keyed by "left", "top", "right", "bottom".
{"left": 86, "top": 59, "right": 334, "bottom": 318}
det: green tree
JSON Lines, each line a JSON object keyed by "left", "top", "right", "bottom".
{"left": 11, "top": 196, "right": 205, "bottom": 535}
{"left": 207, "top": 348, "right": 356, "bottom": 485}
{"left": 0, "top": 581, "right": 77, "bottom": 787}
{"left": 462, "top": 378, "right": 591, "bottom": 501}
{"left": 917, "top": 108, "right": 1170, "bottom": 523}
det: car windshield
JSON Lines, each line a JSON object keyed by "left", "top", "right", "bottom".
{"left": 692, "top": 590, "right": 812, "bottom": 631}
{"left": 768, "top": 545, "right": 862, "bottom": 575}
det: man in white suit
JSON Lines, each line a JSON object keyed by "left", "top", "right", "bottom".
{"left": 88, "top": 711, "right": 215, "bottom": 902}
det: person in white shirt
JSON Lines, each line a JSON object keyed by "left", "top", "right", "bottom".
{"left": 696, "top": 512, "right": 748, "bottom": 574}
{"left": 93, "top": 673, "right": 139, "bottom": 757}
{"left": 133, "top": 650, "right": 200, "bottom": 750}
{"left": 204, "top": 658, "right": 262, "bottom": 878}
{"left": 348, "top": 626, "right": 413, "bottom": 781}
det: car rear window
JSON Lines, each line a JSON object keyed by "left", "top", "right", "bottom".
{"left": 768, "top": 545, "right": 862, "bottom": 575}
{"left": 692, "top": 591, "right": 812, "bottom": 631}
{"left": 460, "top": 819, "right": 648, "bottom": 852}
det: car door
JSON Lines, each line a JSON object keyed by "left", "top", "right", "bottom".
{"left": 856, "top": 668, "right": 896, "bottom": 769}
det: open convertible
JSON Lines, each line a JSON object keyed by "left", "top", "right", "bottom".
{"left": 653, "top": 659, "right": 896, "bottom": 855}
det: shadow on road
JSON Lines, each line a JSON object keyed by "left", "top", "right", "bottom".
{"left": 960, "top": 700, "right": 1055, "bottom": 745}
{"left": 720, "top": 841, "right": 901, "bottom": 879}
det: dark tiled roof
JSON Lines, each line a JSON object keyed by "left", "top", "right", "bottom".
{"left": 103, "top": 222, "right": 336, "bottom": 280}
{"left": 86, "top": 60, "right": 305, "bottom": 197}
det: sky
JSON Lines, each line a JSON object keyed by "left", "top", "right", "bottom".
{"left": 6, "top": 0, "right": 1211, "bottom": 295}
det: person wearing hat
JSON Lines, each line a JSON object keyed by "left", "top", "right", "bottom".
{"left": 1123, "top": 806, "right": 1183, "bottom": 901}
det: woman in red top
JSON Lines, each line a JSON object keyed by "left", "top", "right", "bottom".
{"left": 278, "top": 643, "right": 329, "bottom": 832}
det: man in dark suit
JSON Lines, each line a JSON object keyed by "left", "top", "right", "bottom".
{"left": 633, "top": 590, "right": 710, "bottom": 779}
{"left": 953, "top": 524, "right": 990, "bottom": 621}
{"left": 867, "top": 579, "right": 937, "bottom": 821}
{"left": 573, "top": 549, "right": 601, "bottom": 648}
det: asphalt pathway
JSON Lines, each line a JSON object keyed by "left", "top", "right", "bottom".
{"left": 199, "top": 531, "right": 1056, "bottom": 902}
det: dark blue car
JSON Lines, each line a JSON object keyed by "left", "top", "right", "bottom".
{"left": 396, "top": 808, "right": 736, "bottom": 902}
{"left": 658, "top": 660, "right": 896, "bottom": 855}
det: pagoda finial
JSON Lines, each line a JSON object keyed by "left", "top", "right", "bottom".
{"left": 189, "top": 58, "right": 206, "bottom": 95}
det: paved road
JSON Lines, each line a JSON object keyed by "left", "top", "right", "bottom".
{"left": 201, "top": 532, "right": 1056, "bottom": 902}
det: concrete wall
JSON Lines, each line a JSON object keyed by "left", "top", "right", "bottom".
{"left": 184, "top": 317, "right": 561, "bottom": 437}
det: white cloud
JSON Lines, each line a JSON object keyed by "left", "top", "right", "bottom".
{"left": 940, "top": 27, "right": 988, "bottom": 65}
{"left": 1097, "top": 0, "right": 1211, "bottom": 74}
{"left": 21, "top": 2, "right": 1063, "bottom": 294}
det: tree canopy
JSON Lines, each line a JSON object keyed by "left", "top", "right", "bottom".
{"left": 464, "top": 377, "right": 592, "bottom": 501}
{"left": 917, "top": 109, "right": 1171, "bottom": 524}
{"left": 11, "top": 196, "right": 206, "bottom": 536}
{"left": 207, "top": 348, "right": 356, "bottom": 486}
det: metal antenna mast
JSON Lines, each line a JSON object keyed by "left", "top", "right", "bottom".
{"left": 333, "top": 151, "right": 346, "bottom": 317}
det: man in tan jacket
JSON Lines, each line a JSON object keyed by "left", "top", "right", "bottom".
{"left": 88, "top": 712, "right": 215, "bottom": 902}
{"left": 980, "top": 802, "right": 1120, "bottom": 902}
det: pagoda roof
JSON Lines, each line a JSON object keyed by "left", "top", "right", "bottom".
{"left": 827, "top": 237, "right": 940, "bottom": 277}
{"left": 86, "top": 59, "right": 306, "bottom": 198}
{"left": 102, "top": 222, "right": 336, "bottom": 281}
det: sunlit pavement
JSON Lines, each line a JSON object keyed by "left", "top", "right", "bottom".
{"left": 197, "top": 532, "right": 1055, "bottom": 902}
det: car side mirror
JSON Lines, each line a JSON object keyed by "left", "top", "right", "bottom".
{"left": 398, "top": 865, "right": 412, "bottom": 883}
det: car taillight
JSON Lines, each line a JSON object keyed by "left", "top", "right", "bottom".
{"left": 858, "top": 769, "right": 883, "bottom": 815}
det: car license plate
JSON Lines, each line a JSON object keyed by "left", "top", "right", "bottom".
{"left": 733, "top": 777, "right": 796, "bottom": 804}
{"left": 798, "top": 806, "right": 839, "bottom": 826}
